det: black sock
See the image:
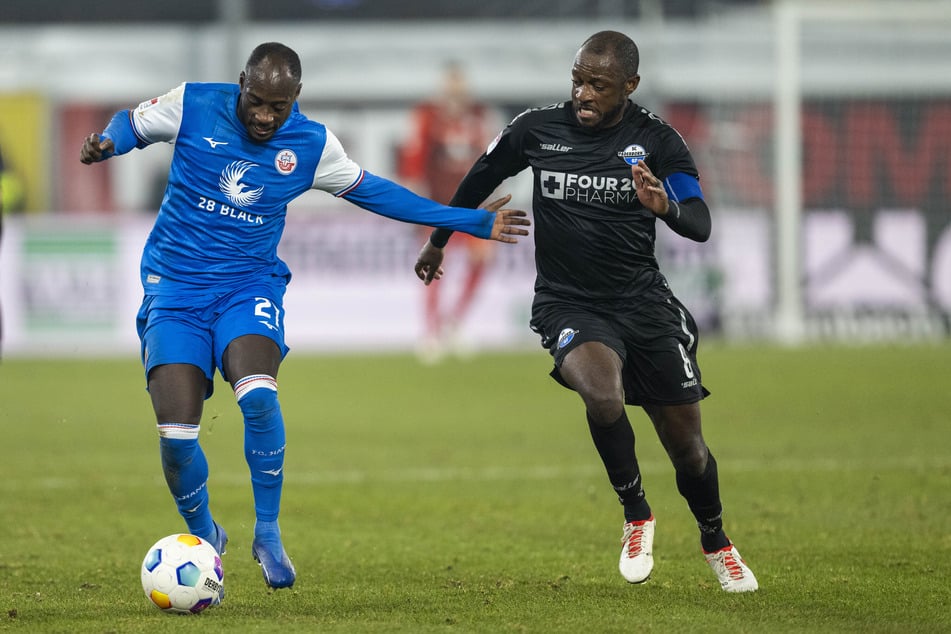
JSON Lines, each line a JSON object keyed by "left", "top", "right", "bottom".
{"left": 587, "top": 411, "right": 651, "bottom": 522}
{"left": 676, "top": 450, "right": 730, "bottom": 551}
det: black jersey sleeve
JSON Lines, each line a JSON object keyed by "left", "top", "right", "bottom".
{"left": 650, "top": 120, "right": 699, "bottom": 181}
{"left": 647, "top": 114, "right": 709, "bottom": 241}
{"left": 661, "top": 197, "right": 711, "bottom": 242}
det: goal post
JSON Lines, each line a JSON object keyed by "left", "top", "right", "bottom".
{"left": 773, "top": 0, "right": 802, "bottom": 344}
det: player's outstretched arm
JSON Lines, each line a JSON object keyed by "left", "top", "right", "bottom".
{"left": 484, "top": 194, "right": 530, "bottom": 243}
{"left": 343, "top": 172, "right": 529, "bottom": 240}
{"left": 414, "top": 194, "right": 529, "bottom": 285}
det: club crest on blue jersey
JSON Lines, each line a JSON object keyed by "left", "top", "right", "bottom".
{"left": 219, "top": 161, "right": 264, "bottom": 207}
{"left": 557, "top": 328, "right": 578, "bottom": 349}
{"left": 617, "top": 144, "right": 648, "bottom": 165}
{"left": 275, "top": 149, "right": 297, "bottom": 175}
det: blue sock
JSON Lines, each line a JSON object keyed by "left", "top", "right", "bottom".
{"left": 255, "top": 519, "right": 281, "bottom": 542}
{"left": 157, "top": 423, "right": 215, "bottom": 541}
{"left": 235, "top": 375, "right": 286, "bottom": 526}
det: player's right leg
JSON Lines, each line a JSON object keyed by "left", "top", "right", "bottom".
{"left": 149, "top": 364, "right": 226, "bottom": 554}
{"left": 559, "top": 344, "right": 654, "bottom": 582}
{"left": 138, "top": 297, "right": 226, "bottom": 554}
{"left": 532, "top": 303, "right": 655, "bottom": 583}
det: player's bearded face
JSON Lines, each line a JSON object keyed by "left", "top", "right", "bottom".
{"left": 571, "top": 53, "right": 631, "bottom": 130}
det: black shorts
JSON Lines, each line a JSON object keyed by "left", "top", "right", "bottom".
{"left": 530, "top": 295, "right": 710, "bottom": 406}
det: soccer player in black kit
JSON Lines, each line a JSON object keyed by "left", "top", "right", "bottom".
{"left": 415, "top": 30, "right": 758, "bottom": 592}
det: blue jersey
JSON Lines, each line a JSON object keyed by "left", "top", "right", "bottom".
{"left": 117, "top": 82, "right": 497, "bottom": 296}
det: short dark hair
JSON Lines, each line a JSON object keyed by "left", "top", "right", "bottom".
{"left": 246, "top": 42, "right": 302, "bottom": 82}
{"left": 581, "top": 31, "right": 639, "bottom": 78}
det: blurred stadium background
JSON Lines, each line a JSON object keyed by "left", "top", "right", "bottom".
{"left": 1, "top": 0, "right": 950, "bottom": 357}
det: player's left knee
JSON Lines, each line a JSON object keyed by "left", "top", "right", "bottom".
{"left": 234, "top": 374, "right": 280, "bottom": 423}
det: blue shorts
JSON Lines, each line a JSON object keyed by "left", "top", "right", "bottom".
{"left": 136, "top": 282, "right": 289, "bottom": 398}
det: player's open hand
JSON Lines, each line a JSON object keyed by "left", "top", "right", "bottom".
{"left": 485, "top": 194, "right": 530, "bottom": 243}
{"left": 414, "top": 241, "right": 445, "bottom": 286}
{"left": 80, "top": 133, "right": 114, "bottom": 164}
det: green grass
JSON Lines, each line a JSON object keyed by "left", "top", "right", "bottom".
{"left": 1, "top": 344, "right": 949, "bottom": 633}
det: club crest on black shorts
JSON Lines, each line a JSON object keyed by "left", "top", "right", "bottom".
{"left": 557, "top": 328, "right": 578, "bottom": 349}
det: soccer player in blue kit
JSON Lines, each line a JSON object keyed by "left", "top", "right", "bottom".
{"left": 80, "top": 42, "right": 529, "bottom": 590}
{"left": 415, "top": 31, "right": 758, "bottom": 592}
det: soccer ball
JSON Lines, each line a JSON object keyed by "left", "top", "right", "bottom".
{"left": 141, "top": 534, "right": 224, "bottom": 614}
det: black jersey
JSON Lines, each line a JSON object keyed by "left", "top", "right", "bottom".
{"left": 449, "top": 100, "right": 700, "bottom": 306}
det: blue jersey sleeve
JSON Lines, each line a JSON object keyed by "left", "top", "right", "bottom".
{"left": 342, "top": 171, "right": 495, "bottom": 238}
{"left": 99, "top": 109, "right": 148, "bottom": 159}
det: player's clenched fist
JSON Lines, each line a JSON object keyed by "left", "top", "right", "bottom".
{"left": 80, "top": 133, "right": 115, "bottom": 164}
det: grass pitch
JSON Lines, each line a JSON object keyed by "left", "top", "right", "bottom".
{"left": 1, "top": 344, "right": 949, "bottom": 633}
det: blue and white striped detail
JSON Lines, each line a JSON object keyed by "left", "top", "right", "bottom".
{"left": 234, "top": 374, "right": 278, "bottom": 401}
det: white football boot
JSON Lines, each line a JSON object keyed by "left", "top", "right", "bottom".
{"left": 619, "top": 515, "right": 655, "bottom": 583}
{"left": 704, "top": 543, "right": 759, "bottom": 592}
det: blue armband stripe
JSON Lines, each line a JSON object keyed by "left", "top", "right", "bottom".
{"left": 663, "top": 172, "right": 704, "bottom": 203}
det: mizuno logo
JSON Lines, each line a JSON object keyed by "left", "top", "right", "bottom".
{"left": 261, "top": 468, "right": 283, "bottom": 477}
{"left": 203, "top": 137, "right": 229, "bottom": 149}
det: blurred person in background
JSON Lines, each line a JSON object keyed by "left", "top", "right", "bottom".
{"left": 398, "top": 61, "right": 503, "bottom": 362}
{"left": 0, "top": 150, "right": 25, "bottom": 215}
{"left": 414, "top": 30, "right": 758, "bottom": 593}
{"left": 0, "top": 144, "right": 4, "bottom": 359}
{"left": 80, "top": 42, "right": 528, "bottom": 590}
